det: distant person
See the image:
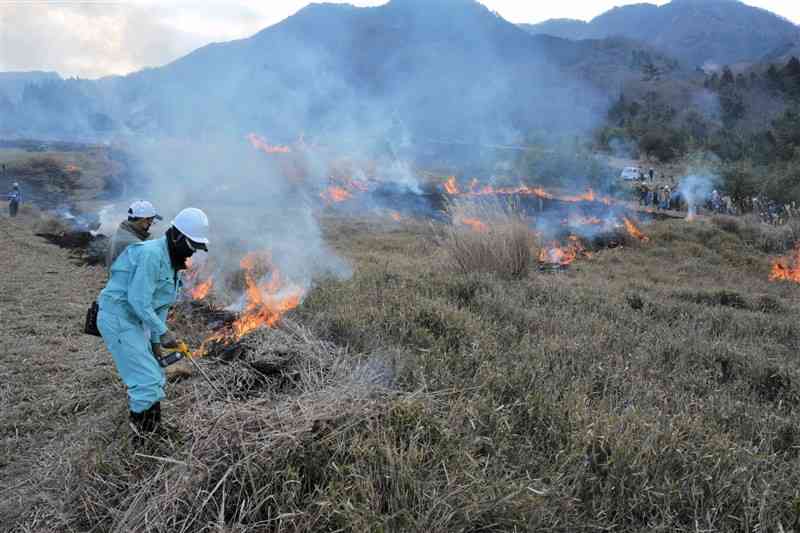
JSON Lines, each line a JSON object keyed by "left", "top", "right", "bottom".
{"left": 670, "top": 189, "right": 681, "bottom": 211}
{"left": 723, "top": 195, "right": 734, "bottom": 215}
{"left": 98, "top": 208, "right": 210, "bottom": 434}
{"left": 710, "top": 190, "right": 722, "bottom": 213}
{"left": 649, "top": 168, "right": 655, "bottom": 181}
{"left": 638, "top": 182, "right": 648, "bottom": 206}
{"left": 7, "top": 182, "right": 22, "bottom": 217}
{"left": 107, "top": 201, "right": 162, "bottom": 272}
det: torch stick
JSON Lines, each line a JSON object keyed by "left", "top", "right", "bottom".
{"left": 186, "top": 353, "right": 224, "bottom": 397}
{"left": 169, "top": 342, "right": 224, "bottom": 397}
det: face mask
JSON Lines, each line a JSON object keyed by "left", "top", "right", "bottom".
{"left": 167, "top": 228, "right": 195, "bottom": 270}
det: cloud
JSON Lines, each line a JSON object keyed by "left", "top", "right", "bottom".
{"left": 0, "top": 1, "right": 263, "bottom": 78}
{"left": 0, "top": 1, "right": 383, "bottom": 78}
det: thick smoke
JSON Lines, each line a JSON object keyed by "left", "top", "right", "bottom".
{"left": 3, "top": 0, "right": 607, "bottom": 155}
{"left": 109, "top": 135, "right": 350, "bottom": 301}
{"left": 678, "top": 173, "right": 717, "bottom": 217}
{"left": 5, "top": 0, "right": 614, "bottom": 303}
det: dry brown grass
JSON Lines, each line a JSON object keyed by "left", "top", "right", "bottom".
{"left": 69, "top": 323, "right": 410, "bottom": 532}
{"left": 440, "top": 197, "right": 538, "bottom": 279}
{"left": 8, "top": 210, "right": 800, "bottom": 532}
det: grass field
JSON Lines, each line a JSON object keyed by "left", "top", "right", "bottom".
{"left": 4, "top": 205, "right": 800, "bottom": 532}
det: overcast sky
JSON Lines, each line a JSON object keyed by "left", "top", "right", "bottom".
{"left": 1, "top": 0, "right": 798, "bottom": 79}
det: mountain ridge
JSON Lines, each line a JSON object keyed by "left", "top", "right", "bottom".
{"left": 522, "top": 0, "right": 800, "bottom": 67}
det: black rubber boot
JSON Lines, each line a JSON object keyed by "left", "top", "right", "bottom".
{"left": 129, "top": 402, "right": 161, "bottom": 434}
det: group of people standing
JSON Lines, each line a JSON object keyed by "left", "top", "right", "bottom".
{"left": 3, "top": 177, "right": 207, "bottom": 436}
{"left": 98, "top": 200, "right": 211, "bottom": 435}
{"left": 708, "top": 190, "right": 735, "bottom": 215}
{"left": 637, "top": 182, "right": 677, "bottom": 211}
{"left": 750, "top": 196, "right": 794, "bottom": 225}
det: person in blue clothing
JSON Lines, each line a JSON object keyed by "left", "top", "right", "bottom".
{"left": 8, "top": 182, "right": 22, "bottom": 217}
{"left": 97, "top": 207, "right": 210, "bottom": 434}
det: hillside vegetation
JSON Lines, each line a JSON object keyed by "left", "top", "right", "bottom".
{"left": 593, "top": 55, "right": 800, "bottom": 208}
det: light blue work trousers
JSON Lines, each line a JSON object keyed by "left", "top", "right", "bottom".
{"left": 98, "top": 311, "right": 165, "bottom": 413}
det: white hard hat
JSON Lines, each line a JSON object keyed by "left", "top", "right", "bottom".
{"left": 128, "top": 200, "right": 162, "bottom": 220}
{"left": 12, "top": 182, "right": 19, "bottom": 188}
{"left": 171, "top": 207, "right": 210, "bottom": 249}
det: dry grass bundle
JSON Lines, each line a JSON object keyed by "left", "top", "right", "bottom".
{"left": 70, "top": 321, "right": 413, "bottom": 532}
{"left": 440, "top": 197, "right": 538, "bottom": 278}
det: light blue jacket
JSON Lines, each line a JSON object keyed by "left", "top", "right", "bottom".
{"left": 98, "top": 236, "right": 181, "bottom": 343}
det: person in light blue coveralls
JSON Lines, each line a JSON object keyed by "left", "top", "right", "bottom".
{"left": 98, "top": 207, "right": 210, "bottom": 434}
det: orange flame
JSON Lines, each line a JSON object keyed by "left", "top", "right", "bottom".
{"left": 247, "top": 133, "right": 291, "bottom": 154}
{"left": 65, "top": 164, "right": 81, "bottom": 173}
{"left": 443, "top": 176, "right": 460, "bottom": 195}
{"left": 191, "top": 278, "right": 214, "bottom": 300}
{"left": 390, "top": 211, "right": 402, "bottom": 222}
{"left": 446, "top": 181, "right": 614, "bottom": 206}
{"left": 568, "top": 235, "right": 592, "bottom": 259}
{"left": 538, "top": 236, "right": 591, "bottom": 266}
{"left": 539, "top": 241, "right": 577, "bottom": 266}
{"left": 623, "top": 218, "right": 650, "bottom": 242}
{"left": 199, "top": 253, "right": 305, "bottom": 352}
{"left": 460, "top": 217, "right": 489, "bottom": 233}
{"left": 560, "top": 189, "right": 596, "bottom": 203}
{"left": 770, "top": 245, "right": 800, "bottom": 283}
{"left": 320, "top": 186, "right": 353, "bottom": 203}
{"left": 234, "top": 268, "right": 303, "bottom": 336}
{"left": 184, "top": 258, "right": 214, "bottom": 300}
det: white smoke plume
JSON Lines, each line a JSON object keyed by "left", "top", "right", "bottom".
{"left": 678, "top": 173, "right": 717, "bottom": 218}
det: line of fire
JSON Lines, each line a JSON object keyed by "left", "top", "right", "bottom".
{"left": 163, "top": 133, "right": 663, "bottom": 359}
{"left": 33, "top": 131, "right": 796, "bottom": 363}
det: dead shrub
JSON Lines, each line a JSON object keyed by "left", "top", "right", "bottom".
{"left": 439, "top": 198, "right": 537, "bottom": 279}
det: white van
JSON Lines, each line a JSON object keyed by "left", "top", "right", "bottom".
{"left": 620, "top": 167, "right": 641, "bottom": 181}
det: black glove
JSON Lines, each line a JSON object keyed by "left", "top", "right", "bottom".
{"left": 151, "top": 343, "right": 164, "bottom": 358}
{"left": 160, "top": 330, "right": 179, "bottom": 349}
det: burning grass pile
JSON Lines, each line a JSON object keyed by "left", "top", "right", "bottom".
{"left": 70, "top": 321, "right": 411, "bottom": 532}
